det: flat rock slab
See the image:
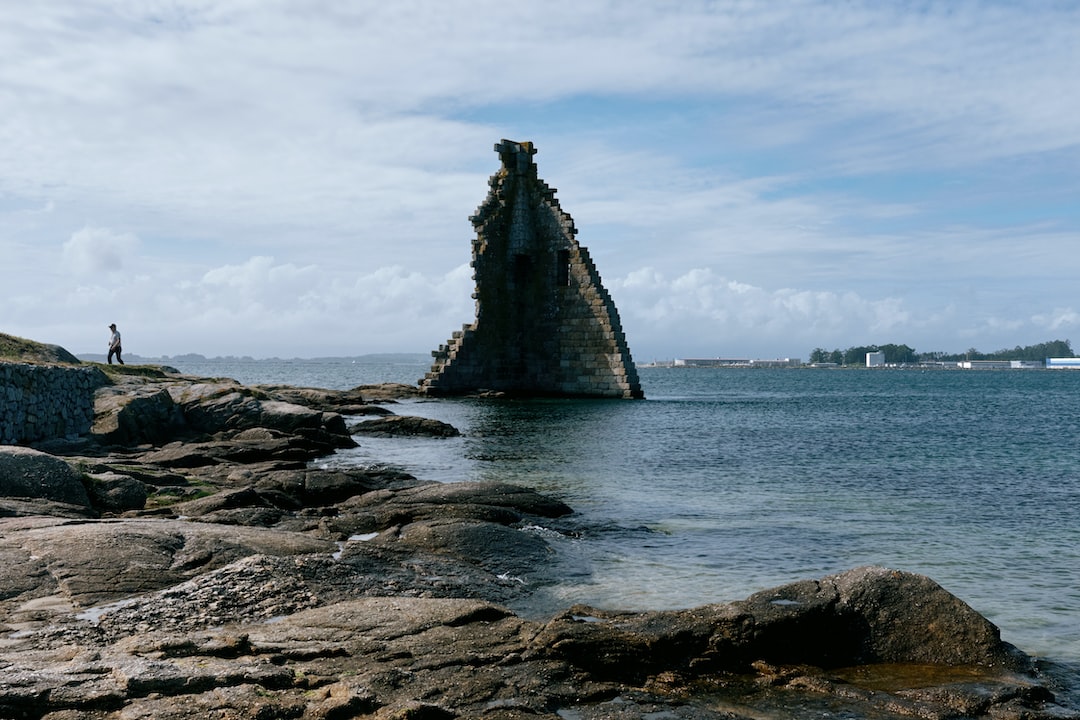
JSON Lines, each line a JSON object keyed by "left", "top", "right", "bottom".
{"left": 0, "top": 517, "right": 335, "bottom": 612}
{"left": 349, "top": 414, "right": 461, "bottom": 437}
{"left": 388, "top": 481, "right": 573, "bottom": 517}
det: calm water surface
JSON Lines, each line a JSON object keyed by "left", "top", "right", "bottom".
{"left": 173, "top": 360, "right": 1080, "bottom": 678}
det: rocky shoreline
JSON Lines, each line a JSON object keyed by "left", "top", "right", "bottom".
{"left": 0, "top": 363, "right": 1076, "bottom": 719}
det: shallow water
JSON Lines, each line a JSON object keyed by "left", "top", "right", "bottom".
{"left": 174, "top": 359, "right": 1080, "bottom": 674}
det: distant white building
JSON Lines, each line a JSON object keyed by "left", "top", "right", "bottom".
{"left": 866, "top": 351, "right": 886, "bottom": 367}
{"left": 1046, "top": 357, "right": 1080, "bottom": 369}
{"left": 958, "top": 360, "right": 1033, "bottom": 370}
{"left": 674, "top": 358, "right": 748, "bottom": 367}
{"left": 749, "top": 358, "right": 801, "bottom": 367}
{"left": 673, "top": 357, "right": 802, "bottom": 367}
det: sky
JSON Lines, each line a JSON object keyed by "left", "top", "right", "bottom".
{"left": 2, "top": 1, "right": 1079, "bottom": 362}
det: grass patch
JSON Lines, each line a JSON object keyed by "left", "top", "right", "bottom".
{"left": 83, "top": 361, "right": 176, "bottom": 380}
{"left": 0, "top": 332, "right": 80, "bottom": 364}
{"left": 145, "top": 481, "right": 217, "bottom": 510}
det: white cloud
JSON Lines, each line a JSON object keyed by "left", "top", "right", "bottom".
{"left": 612, "top": 267, "right": 950, "bottom": 360}
{"left": 1032, "top": 308, "right": 1080, "bottom": 334}
{"left": 200, "top": 256, "right": 318, "bottom": 306}
{"left": 135, "top": 259, "right": 474, "bottom": 357}
{"left": 61, "top": 226, "right": 140, "bottom": 276}
{"left": 1, "top": 2, "right": 1078, "bottom": 361}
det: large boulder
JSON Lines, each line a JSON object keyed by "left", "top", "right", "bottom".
{"left": 92, "top": 385, "right": 187, "bottom": 445}
{"left": 254, "top": 385, "right": 370, "bottom": 412}
{"left": 245, "top": 400, "right": 339, "bottom": 433}
{"left": 349, "top": 414, "right": 460, "bottom": 437}
{"left": 169, "top": 383, "right": 355, "bottom": 448}
{"left": 166, "top": 382, "right": 270, "bottom": 433}
{"left": 85, "top": 471, "right": 148, "bottom": 513}
{"left": 392, "top": 481, "right": 574, "bottom": 518}
{"left": 137, "top": 429, "right": 352, "bottom": 469}
{"left": 251, "top": 467, "right": 424, "bottom": 508}
{"left": 532, "top": 566, "right": 1028, "bottom": 683}
{"left": 356, "top": 382, "right": 421, "bottom": 400}
{"left": 325, "top": 480, "right": 574, "bottom": 540}
{"left": 830, "top": 565, "right": 1018, "bottom": 666}
{"left": 0, "top": 447, "right": 90, "bottom": 507}
{"left": 393, "top": 518, "right": 554, "bottom": 578}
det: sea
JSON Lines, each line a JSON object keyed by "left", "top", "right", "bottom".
{"left": 170, "top": 357, "right": 1080, "bottom": 699}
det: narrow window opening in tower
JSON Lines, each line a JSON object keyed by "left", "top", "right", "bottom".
{"left": 557, "top": 250, "right": 570, "bottom": 286}
{"left": 513, "top": 253, "right": 532, "bottom": 286}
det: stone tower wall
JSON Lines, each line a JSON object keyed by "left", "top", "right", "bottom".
{"left": 421, "top": 140, "right": 643, "bottom": 399}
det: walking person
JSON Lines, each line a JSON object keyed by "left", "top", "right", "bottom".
{"left": 107, "top": 323, "right": 124, "bottom": 365}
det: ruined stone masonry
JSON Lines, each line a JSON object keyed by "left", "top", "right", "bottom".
{"left": 420, "top": 140, "right": 644, "bottom": 398}
{"left": 0, "top": 362, "right": 106, "bottom": 444}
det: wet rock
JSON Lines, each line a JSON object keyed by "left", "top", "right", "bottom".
{"left": 253, "top": 384, "right": 369, "bottom": 411}
{"left": 391, "top": 481, "right": 574, "bottom": 518}
{"left": 349, "top": 415, "right": 460, "bottom": 437}
{"left": 287, "top": 422, "right": 359, "bottom": 451}
{"left": 356, "top": 383, "right": 422, "bottom": 400}
{"left": 324, "top": 480, "right": 573, "bottom": 541}
{"left": 531, "top": 567, "right": 1030, "bottom": 683}
{"left": 93, "top": 682, "right": 309, "bottom": 720}
{"left": 337, "top": 404, "right": 395, "bottom": 416}
{"left": 217, "top": 427, "right": 315, "bottom": 461}
{"left": 393, "top": 518, "right": 554, "bottom": 577}
{"left": 829, "top": 565, "right": 1025, "bottom": 667}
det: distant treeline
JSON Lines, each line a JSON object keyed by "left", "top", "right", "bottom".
{"left": 808, "top": 339, "right": 1074, "bottom": 366}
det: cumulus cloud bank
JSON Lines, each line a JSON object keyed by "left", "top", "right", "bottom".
{"left": 1, "top": 2, "right": 1078, "bottom": 359}
{"left": 611, "top": 268, "right": 918, "bottom": 360}
{"left": 62, "top": 227, "right": 140, "bottom": 277}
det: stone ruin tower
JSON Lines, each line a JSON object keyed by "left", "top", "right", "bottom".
{"left": 420, "top": 140, "right": 644, "bottom": 399}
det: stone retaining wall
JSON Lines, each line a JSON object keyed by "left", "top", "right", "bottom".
{"left": 0, "top": 362, "right": 107, "bottom": 444}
